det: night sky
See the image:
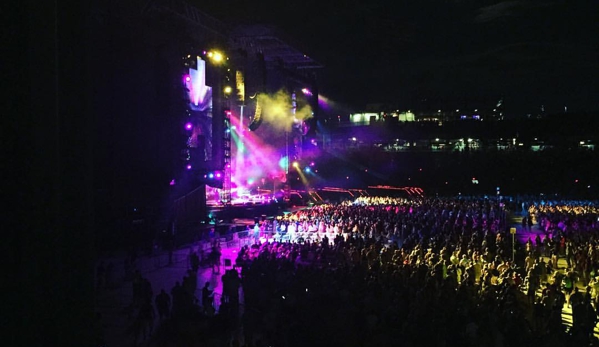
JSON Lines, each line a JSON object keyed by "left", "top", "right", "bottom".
{"left": 198, "top": 0, "right": 599, "bottom": 115}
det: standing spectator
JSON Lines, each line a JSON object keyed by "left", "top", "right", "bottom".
{"left": 190, "top": 251, "right": 200, "bottom": 272}
{"left": 134, "top": 298, "right": 155, "bottom": 344}
{"left": 565, "top": 240, "right": 574, "bottom": 269}
{"left": 202, "top": 282, "right": 214, "bottom": 315}
{"left": 155, "top": 289, "right": 171, "bottom": 321}
{"left": 141, "top": 278, "right": 153, "bottom": 302}
{"left": 170, "top": 281, "right": 184, "bottom": 317}
{"left": 211, "top": 243, "right": 222, "bottom": 274}
{"left": 562, "top": 271, "right": 575, "bottom": 306}
{"left": 589, "top": 276, "right": 599, "bottom": 306}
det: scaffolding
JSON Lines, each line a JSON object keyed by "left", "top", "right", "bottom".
{"left": 222, "top": 110, "right": 232, "bottom": 205}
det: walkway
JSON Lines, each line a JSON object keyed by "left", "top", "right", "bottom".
{"left": 95, "top": 236, "right": 249, "bottom": 347}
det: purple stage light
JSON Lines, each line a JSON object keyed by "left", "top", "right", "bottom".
{"left": 186, "top": 164, "right": 192, "bottom": 170}
{"left": 183, "top": 74, "right": 191, "bottom": 83}
{"left": 169, "top": 179, "right": 176, "bottom": 186}
{"left": 301, "top": 88, "right": 312, "bottom": 96}
{"left": 185, "top": 122, "right": 193, "bottom": 130}
{"left": 216, "top": 172, "right": 222, "bottom": 178}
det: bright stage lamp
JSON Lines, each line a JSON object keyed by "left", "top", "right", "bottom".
{"left": 223, "top": 86, "right": 233, "bottom": 94}
{"left": 278, "top": 157, "right": 288, "bottom": 169}
{"left": 292, "top": 161, "right": 299, "bottom": 168}
{"left": 207, "top": 51, "right": 224, "bottom": 63}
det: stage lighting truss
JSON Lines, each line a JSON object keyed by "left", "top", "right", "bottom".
{"left": 206, "top": 50, "right": 225, "bottom": 64}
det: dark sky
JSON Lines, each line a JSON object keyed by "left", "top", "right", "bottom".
{"left": 197, "top": 0, "right": 599, "bottom": 115}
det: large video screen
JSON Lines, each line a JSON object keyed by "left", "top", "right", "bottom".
{"left": 185, "top": 56, "right": 213, "bottom": 162}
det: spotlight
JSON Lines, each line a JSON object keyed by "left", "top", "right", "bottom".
{"left": 304, "top": 167, "right": 311, "bottom": 173}
{"left": 292, "top": 161, "right": 299, "bottom": 168}
{"left": 216, "top": 172, "right": 222, "bottom": 178}
{"left": 185, "top": 122, "right": 193, "bottom": 130}
{"left": 207, "top": 50, "right": 224, "bottom": 63}
{"left": 301, "top": 88, "right": 312, "bottom": 96}
{"left": 224, "top": 86, "right": 233, "bottom": 94}
{"left": 186, "top": 164, "right": 192, "bottom": 170}
{"left": 209, "top": 173, "right": 214, "bottom": 179}
{"left": 278, "top": 157, "right": 288, "bottom": 170}
{"left": 183, "top": 75, "right": 191, "bottom": 83}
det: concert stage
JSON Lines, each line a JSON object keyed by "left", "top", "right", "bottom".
{"left": 207, "top": 200, "right": 285, "bottom": 225}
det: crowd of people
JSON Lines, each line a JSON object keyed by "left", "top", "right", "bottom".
{"left": 524, "top": 200, "right": 599, "bottom": 298}
{"left": 139, "top": 243, "right": 242, "bottom": 347}
{"left": 234, "top": 196, "right": 599, "bottom": 347}
{"left": 99, "top": 196, "right": 599, "bottom": 347}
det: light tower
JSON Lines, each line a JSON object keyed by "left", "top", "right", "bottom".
{"left": 222, "top": 109, "right": 232, "bottom": 205}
